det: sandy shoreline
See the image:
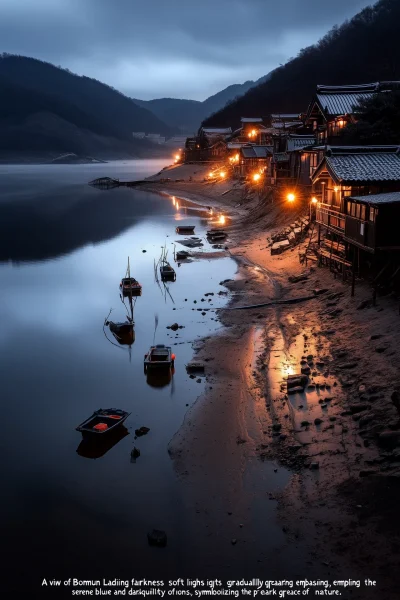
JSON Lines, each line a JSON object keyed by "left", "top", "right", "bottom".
{"left": 141, "top": 163, "right": 400, "bottom": 596}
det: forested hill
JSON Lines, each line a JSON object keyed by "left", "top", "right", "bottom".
{"left": 133, "top": 73, "right": 272, "bottom": 133}
{"left": 0, "top": 54, "right": 173, "bottom": 158}
{"left": 203, "top": 0, "right": 400, "bottom": 129}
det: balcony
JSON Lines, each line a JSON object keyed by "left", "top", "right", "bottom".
{"left": 316, "top": 203, "right": 345, "bottom": 231}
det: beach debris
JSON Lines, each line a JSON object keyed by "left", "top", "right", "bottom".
{"left": 135, "top": 427, "right": 150, "bottom": 437}
{"left": 147, "top": 529, "right": 167, "bottom": 547}
{"left": 287, "top": 374, "right": 308, "bottom": 392}
{"left": 186, "top": 361, "right": 205, "bottom": 373}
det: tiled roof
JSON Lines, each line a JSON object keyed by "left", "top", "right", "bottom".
{"left": 253, "top": 146, "right": 273, "bottom": 158}
{"left": 271, "top": 113, "right": 300, "bottom": 119}
{"left": 350, "top": 192, "right": 400, "bottom": 205}
{"left": 201, "top": 127, "right": 232, "bottom": 135}
{"left": 241, "top": 117, "right": 263, "bottom": 123}
{"left": 316, "top": 91, "right": 374, "bottom": 116}
{"left": 227, "top": 142, "right": 251, "bottom": 149}
{"left": 273, "top": 121, "right": 303, "bottom": 129}
{"left": 287, "top": 136, "right": 316, "bottom": 151}
{"left": 318, "top": 151, "right": 400, "bottom": 183}
{"left": 241, "top": 145, "right": 273, "bottom": 159}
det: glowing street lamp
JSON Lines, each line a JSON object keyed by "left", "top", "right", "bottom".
{"left": 311, "top": 197, "right": 318, "bottom": 204}
{"left": 175, "top": 154, "right": 180, "bottom": 161}
{"left": 220, "top": 171, "right": 226, "bottom": 179}
{"left": 287, "top": 193, "right": 295, "bottom": 202}
{"left": 253, "top": 173, "right": 261, "bottom": 182}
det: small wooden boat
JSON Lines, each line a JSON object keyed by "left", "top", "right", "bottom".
{"left": 160, "top": 261, "right": 176, "bottom": 281}
{"left": 207, "top": 229, "right": 227, "bottom": 241}
{"left": 144, "top": 344, "right": 175, "bottom": 372}
{"left": 176, "top": 225, "right": 195, "bottom": 234}
{"left": 76, "top": 408, "right": 130, "bottom": 436}
{"left": 120, "top": 257, "right": 142, "bottom": 295}
{"left": 176, "top": 250, "right": 190, "bottom": 260}
{"left": 120, "top": 277, "right": 142, "bottom": 295}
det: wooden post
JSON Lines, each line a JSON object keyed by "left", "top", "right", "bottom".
{"left": 318, "top": 225, "right": 321, "bottom": 246}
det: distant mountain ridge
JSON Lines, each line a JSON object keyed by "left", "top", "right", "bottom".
{"left": 133, "top": 73, "right": 272, "bottom": 133}
{"left": 0, "top": 54, "right": 173, "bottom": 159}
{"left": 202, "top": 0, "right": 400, "bottom": 129}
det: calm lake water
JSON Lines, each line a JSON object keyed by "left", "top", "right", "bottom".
{"left": 0, "top": 160, "right": 240, "bottom": 591}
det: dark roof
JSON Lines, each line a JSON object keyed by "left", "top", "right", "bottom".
{"left": 241, "top": 117, "right": 263, "bottom": 123}
{"left": 312, "top": 147, "right": 400, "bottom": 184}
{"left": 349, "top": 192, "right": 400, "bottom": 206}
{"left": 286, "top": 136, "right": 316, "bottom": 151}
{"left": 240, "top": 145, "right": 273, "bottom": 159}
{"left": 201, "top": 127, "right": 232, "bottom": 135}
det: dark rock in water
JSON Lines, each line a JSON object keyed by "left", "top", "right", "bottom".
{"left": 142, "top": 250, "right": 147, "bottom": 253}
{"left": 338, "top": 362, "right": 358, "bottom": 370}
{"left": 147, "top": 529, "right": 167, "bottom": 547}
{"left": 301, "top": 421, "right": 310, "bottom": 427}
{"left": 310, "top": 462, "right": 319, "bottom": 470}
{"left": 131, "top": 447, "right": 140, "bottom": 459}
{"left": 135, "top": 427, "right": 150, "bottom": 437}
{"left": 167, "top": 323, "right": 180, "bottom": 331}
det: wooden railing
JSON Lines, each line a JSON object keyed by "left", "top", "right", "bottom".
{"left": 316, "top": 203, "right": 345, "bottom": 231}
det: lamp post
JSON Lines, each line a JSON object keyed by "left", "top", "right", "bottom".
{"left": 310, "top": 196, "right": 318, "bottom": 221}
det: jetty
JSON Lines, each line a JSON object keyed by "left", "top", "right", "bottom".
{"left": 88, "top": 176, "right": 174, "bottom": 189}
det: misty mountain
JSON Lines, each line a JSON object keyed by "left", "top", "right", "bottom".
{"left": 133, "top": 73, "right": 272, "bottom": 133}
{"left": 203, "top": 0, "right": 400, "bottom": 129}
{"left": 0, "top": 54, "right": 173, "bottom": 159}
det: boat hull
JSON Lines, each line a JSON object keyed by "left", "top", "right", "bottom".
{"left": 76, "top": 409, "right": 130, "bottom": 436}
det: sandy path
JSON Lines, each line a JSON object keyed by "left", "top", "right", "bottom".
{"left": 140, "top": 163, "right": 400, "bottom": 597}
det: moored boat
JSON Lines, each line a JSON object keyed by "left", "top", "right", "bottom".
{"left": 207, "top": 229, "right": 227, "bottom": 241}
{"left": 176, "top": 225, "right": 195, "bottom": 234}
{"left": 176, "top": 250, "right": 190, "bottom": 260}
{"left": 160, "top": 262, "right": 176, "bottom": 281}
{"left": 144, "top": 344, "right": 175, "bottom": 372}
{"left": 120, "top": 257, "right": 142, "bottom": 295}
{"left": 76, "top": 408, "right": 130, "bottom": 436}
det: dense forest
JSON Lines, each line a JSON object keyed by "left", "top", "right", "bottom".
{"left": 0, "top": 55, "right": 173, "bottom": 158}
{"left": 203, "top": 0, "right": 400, "bottom": 129}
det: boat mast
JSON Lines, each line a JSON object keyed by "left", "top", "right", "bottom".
{"left": 127, "top": 256, "right": 131, "bottom": 278}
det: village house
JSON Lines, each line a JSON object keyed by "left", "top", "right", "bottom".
{"left": 310, "top": 146, "right": 400, "bottom": 277}
{"left": 183, "top": 127, "right": 231, "bottom": 161}
{"left": 303, "top": 82, "right": 400, "bottom": 145}
{"left": 234, "top": 145, "right": 273, "bottom": 179}
{"left": 271, "top": 133, "right": 315, "bottom": 187}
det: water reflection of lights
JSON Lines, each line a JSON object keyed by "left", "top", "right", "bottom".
{"left": 281, "top": 364, "right": 295, "bottom": 377}
{"left": 172, "top": 196, "right": 176, "bottom": 206}
{"left": 175, "top": 202, "right": 179, "bottom": 210}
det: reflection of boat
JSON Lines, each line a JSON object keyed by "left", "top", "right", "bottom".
{"left": 146, "top": 369, "right": 174, "bottom": 388}
{"left": 108, "top": 320, "right": 135, "bottom": 345}
{"left": 76, "top": 408, "right": 130, "bottom": 436}
{"left": 120, "top": 257, "right": 142, "bottom": 296}
{"left": 104, "top": 293, "right": 135, "bottom": 352}
{"left": 160, "top": 262, "right": 176, "bottom": 281}
{"left": 144, "top": 345, "right": 175, "bottom": 372}
{"left": 76, "top": 425, "right": 129, "bottom": 459}
{"left": 176, "top": 225, "right": 195, "bottom": 234}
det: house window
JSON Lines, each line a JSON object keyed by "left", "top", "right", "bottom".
{"left": 369, "top": 207, "right": 375, "bottom": 222}
{"left": 347, "top": 201, "right": 351, "bottom": 215}
{"left": 360, "top": 205, "right": 366, "bottom": 221}
{"left": 355, "top": 204, "right": 361, "bottom": 219}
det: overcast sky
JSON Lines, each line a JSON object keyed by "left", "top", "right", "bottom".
{"left": 1, "top": 0, "right": 373, "bottom": 101}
